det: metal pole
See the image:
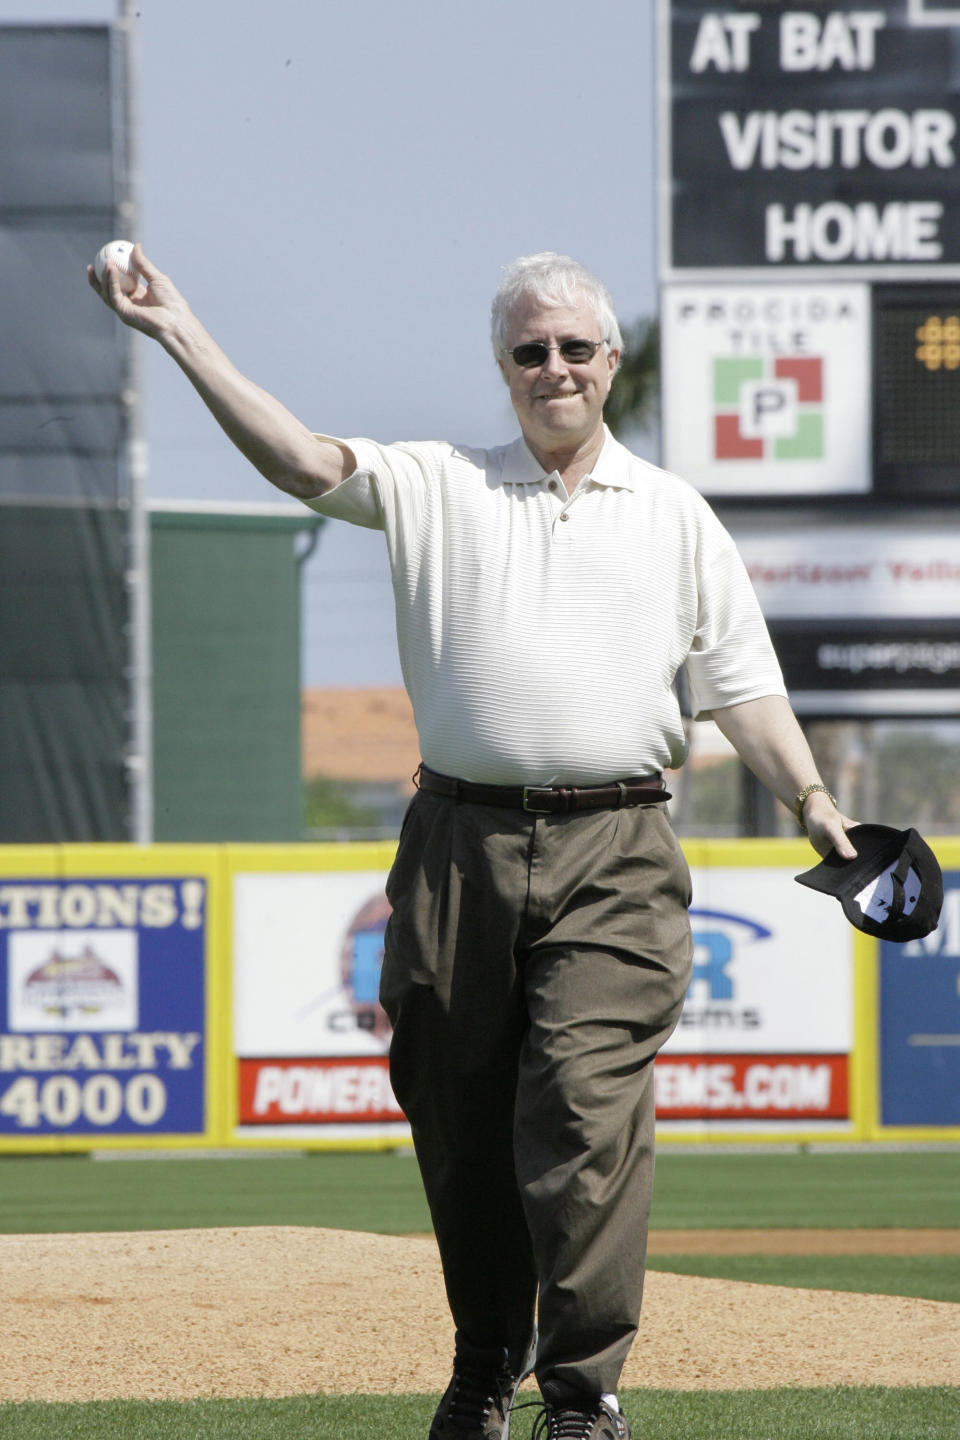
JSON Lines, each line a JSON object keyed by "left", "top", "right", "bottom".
{"left": 118, "top": 0, "right": 153, "bottom": 842}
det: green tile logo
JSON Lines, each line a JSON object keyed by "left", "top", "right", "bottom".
{"left": 714, "top": 356, "right": 823, "bottom": 460}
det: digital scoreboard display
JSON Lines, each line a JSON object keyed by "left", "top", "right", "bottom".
{"left": 873, "top": 287, "right": 960, "bottom": 497}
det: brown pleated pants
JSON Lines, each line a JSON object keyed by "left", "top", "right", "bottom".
{"left": 380, "top": 789, "right": 693, "bottom": 1404}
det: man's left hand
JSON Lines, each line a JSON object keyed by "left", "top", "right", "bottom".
{"left": 803, "top": 790, "right": 858, "bottom": 861}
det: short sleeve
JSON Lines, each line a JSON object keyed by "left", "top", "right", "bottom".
{"left": 302, "top": 435, "right": 431, "bottom": 534}
{"left": 683, "top": 532, "right": 787, "bottom": 718}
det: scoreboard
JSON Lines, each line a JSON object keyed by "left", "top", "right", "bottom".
{"left": 874, "top": 287, "right": 960, "bottom": 497}
{"left": 662, "top": 0, "right": 960, "bottom": 279}
{"left": 658, "top": 2, "right": 960, "bottom": 713}
{"left": 660, "top": 0, "right": 960, "bottom": 502}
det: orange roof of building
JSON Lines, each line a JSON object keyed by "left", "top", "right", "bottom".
{"left": 301, "top": 687, "right": 420, "bottom": 788}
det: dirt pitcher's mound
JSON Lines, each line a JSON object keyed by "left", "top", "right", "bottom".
{"left": 0, "top": 1227, "right": 957, "bottom": 1403}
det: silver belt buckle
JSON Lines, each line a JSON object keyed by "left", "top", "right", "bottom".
{"left": 522, "top": 786, "right": 555, "bottom": 813}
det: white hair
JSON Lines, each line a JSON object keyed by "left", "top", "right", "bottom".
{"left": 490, "top": 252, "right": 624, "bottom": 360}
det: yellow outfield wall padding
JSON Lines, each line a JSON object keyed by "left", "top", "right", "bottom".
{"left": 0, "top": 839, "right": 957, "bottom": 1151}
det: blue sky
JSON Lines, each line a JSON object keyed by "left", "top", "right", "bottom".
{"left": 6, "top": 0, "right": 660, "bottom": 684}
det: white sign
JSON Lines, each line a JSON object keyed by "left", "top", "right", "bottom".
{"left": 663, "top": 867, "right": 854, "bottom": 1055}
{"left": 233, "top": 866, "right": 854, "bottom": 1060}
{"left": 661, "top": 283, "right": 871, "bottom": 495}
{"left": 233, "top": 871, "right": 392, "bottom": 1058}
{"left": 734, "top": 526, "right": 960, "bottom": 619}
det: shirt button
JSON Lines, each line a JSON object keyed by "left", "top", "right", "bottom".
{"left": 547, "top": 480, "right": 557, "bottom": 491}
{"left": 559, "top": 512, "right": 570, "bottom": 522}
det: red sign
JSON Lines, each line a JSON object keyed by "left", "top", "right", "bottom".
{"left": 238, "top": 1056, "right": 404, "bottom": 1124}
{"left": 654, "top": 1053, "right": 848, "bottom": 1120}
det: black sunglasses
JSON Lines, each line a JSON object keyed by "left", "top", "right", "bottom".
{"left": 508, "top": 339, "right": 606, "bottom": 368}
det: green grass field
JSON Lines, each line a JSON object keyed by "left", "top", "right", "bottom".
{"left": 0, "top": 1147, "right": 957, "bottom": 1438}
{"left": 3, "top": 1389, "right": 960, "bottom": 1440}
{"left": 3, "top": 1147, "right": 958, "bottom": 1237}
{"left": 649, "top": 1253, "right": 960, "bottom": 1302}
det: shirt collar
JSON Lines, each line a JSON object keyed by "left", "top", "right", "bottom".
{"left": 499, "top": 427, "right": 637, "bottom": 492}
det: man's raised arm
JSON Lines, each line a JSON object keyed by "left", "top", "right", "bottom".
{"left": 87, "top": 243, "right": 352, "bottom": 500}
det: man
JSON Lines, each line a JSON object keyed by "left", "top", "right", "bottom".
{"left": 90, "top": 248, "right": 855, "bottom": 1440}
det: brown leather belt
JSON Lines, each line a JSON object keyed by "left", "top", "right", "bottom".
{"left": 414, "top": 763, "right": 671, "bottom": 815}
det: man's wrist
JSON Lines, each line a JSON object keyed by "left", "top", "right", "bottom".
{"left": 794, "top": 783, "right": 837, "bottom": 831}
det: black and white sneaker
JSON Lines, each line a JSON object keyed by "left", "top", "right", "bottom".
{"left": 532, "top": 1398, "right": 631, "bottom": 1440}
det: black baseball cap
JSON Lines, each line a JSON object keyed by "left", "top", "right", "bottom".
{"left": 795, "top": 824, "right": 943, "bottom": 943}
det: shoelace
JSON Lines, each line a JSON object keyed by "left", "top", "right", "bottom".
{"left": 531, "top": 1404, "right": 611, "bottom": 1440}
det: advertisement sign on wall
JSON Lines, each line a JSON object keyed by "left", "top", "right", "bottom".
{"left": 879, "top": 873, "right": 960, "bottom": 1125}
{"left": 655, "top": 1054, "right": 849, "bottom": 1121}
{"left": 763, "top": 618, "right": 960, "bottom": 716}
{"left": 231, "top": 860, "right": 855, "bottom": 1135}
{"left": 658, "top": 866, "right": 854, "bottom": 1126}
{"left": 661, "top": 282, "right": 871, "bottom": 495}
{"left": 0, "top": 877, "right": 207, "bottom": 1137}
{"left": 232, "top": 869, "right": 405, "bottom": 1137}
{"left": 730, "top": 527, "right": 960, "bottom": 713}
{"left": 738, "top": 527, "right": 960, "bottom": 619}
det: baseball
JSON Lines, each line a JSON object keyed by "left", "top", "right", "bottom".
{"left": 93, "top": 240, "right": 139, "bottom": 295}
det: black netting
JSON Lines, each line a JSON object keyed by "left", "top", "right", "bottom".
{"left": 0, "top": 27, "right": 133, "bottom": 840}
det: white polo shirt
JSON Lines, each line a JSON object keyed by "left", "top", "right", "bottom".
{"left": 306, "top": 428, "right": 786, "bottom": 785}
